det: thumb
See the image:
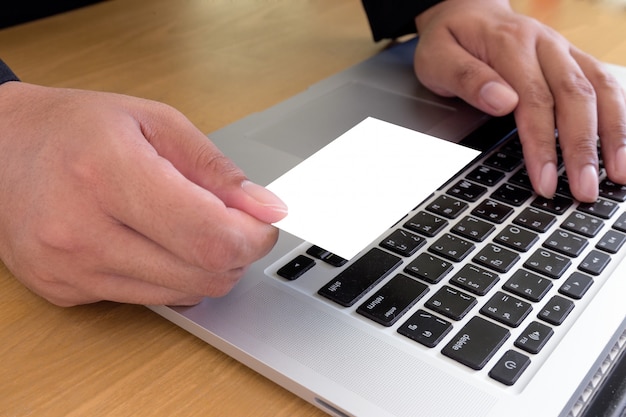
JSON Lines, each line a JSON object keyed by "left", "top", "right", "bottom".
{"left": 136, "top": 102, "right": 288, "bottom": 224}
{"left": 186, "top": 144, "right": 288, "bottom": 224}
{"left": 476, "top": 80, "right": 520, "bottom": 117}
{"left": 237, "top": 179, "right": 289, "bottom": 223}
{"left": 415, "top": 37, "right": 519, "bottom": 116}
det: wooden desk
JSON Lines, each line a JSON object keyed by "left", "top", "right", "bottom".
{"left": 1, "top": 0, "right": 626, "bottom": 415}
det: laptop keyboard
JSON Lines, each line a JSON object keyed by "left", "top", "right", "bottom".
{"left": 273, "top": 131, "right": 626, "bottom": 387}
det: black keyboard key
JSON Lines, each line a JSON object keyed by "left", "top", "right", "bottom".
{"left": 404, "top": 253, "right": 454, "bottom": 284}
{"left": 357, "top": 274, "right": 429, "bottom": 326}
{"left": 426, "top": 195, "right": 468, "bottom": 219}
{"left": 613, "top": 212, "right": 626, "bottom": 233}
{"left": 532, "top": 195, "right": 573, "bottom": 215}
{"left": 514, "top": 207, "right": 556, "bottom": 233}
{"left": 489, "top": 350, "right": 531, "bottom": 386}
{"left": 596, "top": 230, "right": 626, "bottom": 254}
{"left": 578, "top": 250, "right": 611, "bottom": 276}
{"left": 449, "top": 264, "right": 499, "bottom": 296}
{"left": 538, "top": 295, "right": 575, "bottom": 325}
{"left": 561, "top": 211, "right": 604, "bottom": 238}
{"left": 398, "top": 309, "right": 453, "bottom": 348}
{"left": 484, "top": 151, "right": 522, "bottom": 172}
{"left": 425, "top": 285, "right": 477, "bottom": 321}
{"left": 578, "top": 198, "right": 619, "bottom": 219}
{"left": 447, "top": 179, "right": 487, "bottom": 202}
{"left": 442, "top": 316, "right": 510, "bottom": 370}
{"left": 559, "top": 272, "right": 593, "bottom": 300}
{"left": 451, "top": 216, "right": 495, "bottom": 242}
{"left": 380, "top": 229, "right": 425, "bottom": 257}
{"left": 306, "top": 245, "right": 329, "bottom": 259}
{"left": 524, "top": 249, "right": 571, "bottom": 279}
{"left": 306, "top": 246, "right": 347, "bottom": 267}
{"left": 277, "top": 255, "right": 316, "bottom": 280}
{"left": 466, "top": 165, "right": 505, "bottom": 187}
{"left": 318, "top": 248, "right": 402, "bottom": 307}
{"left": 599, "top": 179, "right": 626, "bottom": 202}
{"left": 509, "top": 168, "right": 533, "bottom": 189}
{"left": 428, "top": 233, "right": 475, "bottom": 262}
{"left": 494, "top": 224, "right": 539, "bottom": 252}
{"left": 556, "top": 176, "right": 574, "bottom": 198}
{"left": 404, "top": 211, "right": 448, "bottom": 237}
{"left": 505, "top": 139, "right": 525, "bottom": 156}
{"left": 500, "top": 137, "right": 524, "bottom": 157}
{"left": 515, "top": 321, "right": 554, "bottom": 354}
{"left": 471, "top": 199, "right": 515, "bottom": 224}
{"left": 480, "top": 291, "right": 533, "bottom": 327}
{"left": 492, "top": 183, "right": 533, "bottom": 206}
{"left": 503, "top": 269, "right": 553, "bottom": 302}
{"left": 473, "top": 244, "right": 520, "bottom": 273}
{"left": 323, "top": 254, "right": 348, "bottom": 267}
{"left": 542, "top": 229, "right": 588, "bottom": 257}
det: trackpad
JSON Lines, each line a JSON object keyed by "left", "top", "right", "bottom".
{"left": 245, "top": 81, "right": 458, "bottom": 160}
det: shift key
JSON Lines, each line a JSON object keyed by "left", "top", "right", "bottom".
{"left": 442, "top": 317, "right": 510, "bottom": 370}
{"left": 318, "top": 248, "right": 402, "bottom": 307}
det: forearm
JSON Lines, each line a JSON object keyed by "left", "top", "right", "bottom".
{"left": 0, "top": 59, "right": 20, "bottom": 85}
{"left": 361, "top": 0, "right": 445, "bottom": 41}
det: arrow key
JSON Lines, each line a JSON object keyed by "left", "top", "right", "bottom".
{"left": 277, "top": 255, "right": 316, "bottom": 280}
{"left": 559, "top": 272, "right": 593, "bottom": 300}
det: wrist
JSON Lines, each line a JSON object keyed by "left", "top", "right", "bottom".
{"left": 415, "top": 0, "right": 511, "bottom": 33}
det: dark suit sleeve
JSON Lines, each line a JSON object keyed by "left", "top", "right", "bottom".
{"left": 0, "top": 59, "right": 20, "bottom": 85}
{"left": 361, "top": 0, "right": 445, "bottom": 41}
{"left": 0, "top": 0, "right": 105, "bottom": 30}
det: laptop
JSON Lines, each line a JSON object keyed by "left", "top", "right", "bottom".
{"left": 149, "top": 37, "right": 626, "bottom": 417}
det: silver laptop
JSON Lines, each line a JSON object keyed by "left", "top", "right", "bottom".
{"left": 150, "top": 38, "right": 626, "bottom": 417}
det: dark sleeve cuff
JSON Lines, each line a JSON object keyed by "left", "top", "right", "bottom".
{"left": 361, "top": 0, "right": 445, "bottom": 41}
{"left": 0, "top": 59, "right": 20, "bottom": 85}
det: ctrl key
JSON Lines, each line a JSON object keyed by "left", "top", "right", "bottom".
{"left": 442, "top": 317, "right": 510, "bottom": 370}
{"left": 489, "top": 350, "right": 531, "bottom": 386}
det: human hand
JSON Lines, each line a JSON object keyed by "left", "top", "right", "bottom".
{"left": 414, "top": 0, "right": 626, "bottom": 202}
{"left": 0, "top": 82, "right": 287, "bottom": 306}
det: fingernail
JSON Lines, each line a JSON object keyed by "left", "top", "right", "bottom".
{"left": 241, "top": 180, "right": 288, "bottom": 214}
{"left": 479, "top": 81, "right": 518, "bottom": 114}
{"left": 537, "top": 162, "right": 558, "bottom": 198}
{"left": 578, "top": 164, "right": 599, "bottom": 202}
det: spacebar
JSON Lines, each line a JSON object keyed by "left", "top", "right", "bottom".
{"left": 441, "top": 317, "right": 510, "bottom": 370}
{"left": 318, "top": 248, "right": 402, "bottom": 307}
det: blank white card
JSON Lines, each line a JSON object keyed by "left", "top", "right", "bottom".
{"left": 267, "top": 117, "right": 481, "bottom": 260}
